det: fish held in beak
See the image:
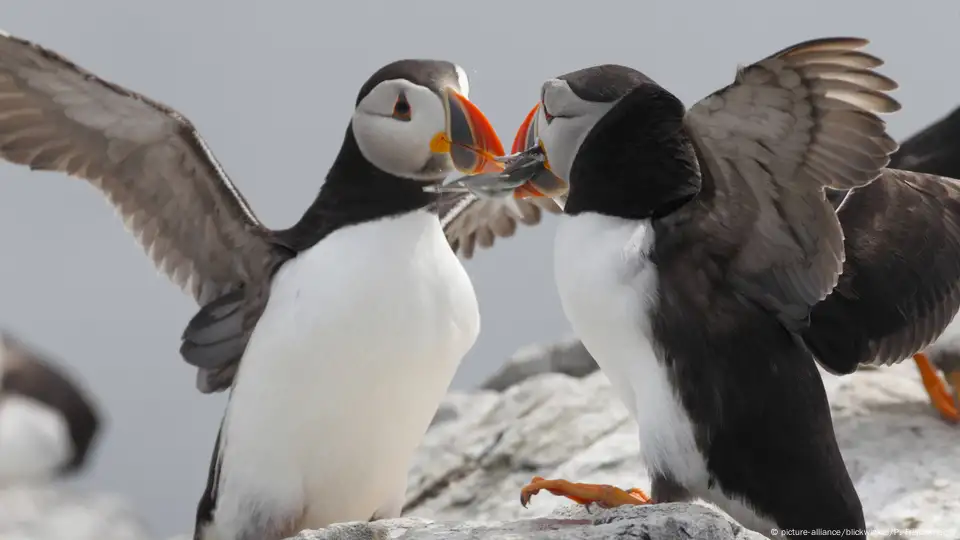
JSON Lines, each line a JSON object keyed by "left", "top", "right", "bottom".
{"left": 443, "top": 102, "right": 568, "bottom": 200}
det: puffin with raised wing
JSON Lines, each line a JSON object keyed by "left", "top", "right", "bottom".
{"left": 447, "top": 38, "right": 960, "bottom": 537}
{"left": 447, "top": 97, "right": 960, "bottom": 424}
{"left": 0, "top": 30, "right": 508, "bottom": 540}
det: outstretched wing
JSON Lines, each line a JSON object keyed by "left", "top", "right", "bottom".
{"left": 824, "top": 103, "right": 960, "bottom": 210}
{"left": 0, "top": 31, "right": 287, "bottom": 392}
{"left": 684, "top": 37, "right": 899, "bottom": 330}
{"left": 803, "top": 177, "right": 960, "bottom": 374}
{"left": 438, "top": 191, "right": 562, "bottom": 259}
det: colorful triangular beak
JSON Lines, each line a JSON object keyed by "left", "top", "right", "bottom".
{"left": 434, "top": 88, "right": 505, "bottom": 175}
{"left": 508, "top": 102, "right": 568, "bottom": 199}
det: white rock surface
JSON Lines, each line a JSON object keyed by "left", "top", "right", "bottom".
{"left": 400, "top": 362, "right": 960, "bottom": 540}
{"left": 479, "top": 335, "right": 598, "bottom": 391}
{"left": 294, "top": 503, "right": 767, "bottom": 539}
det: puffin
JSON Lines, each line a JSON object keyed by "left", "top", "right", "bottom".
{"left": 0, "top": 30, "right": 509, "bottom": 540}
{"left": 445, "top": 101, "right": 960, "bottom": 422}
{"left": 0, "top": 331, "right": 100, "bottom": 485}
{"left": 446, "top": 38, "right": 960, "bottom": 537}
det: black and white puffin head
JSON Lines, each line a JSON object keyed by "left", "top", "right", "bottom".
{"left": 351, "top": 59, "right": 503, "bottom": 182}
{"left": 457, "top": 65, "right": 696, "bottom": 218}
{"left": 0, "top": 332, "right": 101, "bottom": 485}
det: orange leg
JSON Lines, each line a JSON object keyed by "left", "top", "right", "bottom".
{"left": 519, "top": 476, "right": 651, "bottom": 509}
{"left": 949, "top": 371, "right": 960, "bottom": 414}
{"left": 914, "top": 353, "right": 960, "bottom": 423}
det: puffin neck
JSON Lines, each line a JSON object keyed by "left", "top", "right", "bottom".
{"left": 278, "top": 126, "right": 439, "bottom": 253}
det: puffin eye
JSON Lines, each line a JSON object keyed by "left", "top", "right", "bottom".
{"left": 392, "top": 92, "right": 412, "bottom": 121}
{"left": 542, "top": 104, "right": 555, "bottom": 125}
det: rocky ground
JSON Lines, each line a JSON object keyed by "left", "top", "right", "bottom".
{"left": 3, "top": 338, "right": 958, "bottom": 539}
{"left": 392, "top": 343, "right": 960, "bottom": 539}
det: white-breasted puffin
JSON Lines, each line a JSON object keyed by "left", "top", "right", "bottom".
{"left": 0, "top": 30, "right": 509, "bottom": 540}
{"left": 446, "top": 38, "right": 960, "bottom": 537}
{"left": 445, "top": 99, "right": 960, "bottom": 423}
{"left": 0, "top": 331, "right": 100, "bottom": 485}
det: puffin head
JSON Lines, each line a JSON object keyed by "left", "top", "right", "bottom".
{"left": 448, "top": 64, "right": 681, "bottom": 207}
{"left": 351, "top": 59, "right": 504, "bottom": 182}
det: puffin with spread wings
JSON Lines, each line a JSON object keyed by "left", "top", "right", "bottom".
{"left": 447, "top": 38, "right": 960, "bottom": 537}
{"left": 0, "top": 30, "right": 527, "bottom": 540}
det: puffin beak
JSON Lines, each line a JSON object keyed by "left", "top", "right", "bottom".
{"left": 511, "top": 103, "right": 540, "bottom": 154}
{"left": 435, "top": 101, "right": 568, "bottom": 201}
{"left": 431, "top": 88, "right": 505, "bottom": 175}
{"left": 507, "top": 103, "right": 568, "bottom": 199}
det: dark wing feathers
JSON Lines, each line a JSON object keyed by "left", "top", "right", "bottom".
{"left": 685, "top": 37, "right": 899, "bottom": 330}
{"left": 0, "top": 31, "right": 286, "bottom": 392}
{"left": 803, "top": 170, "right": 960, "bottom": 373}
{"left": 888, "top": 105, "right": 960, "bottom": 174}
{"left": 438, "top": 191, "right": 562, "bottom": 259}
{"left": 803, "top": 104, "right": 960, "bottom": 371}
{"left": 180, "top": 289, "right": 248, "bottom": 370}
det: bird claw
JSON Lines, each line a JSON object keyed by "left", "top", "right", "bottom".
{"left": 519, "top": 476, "right": 651, "bottom": 509}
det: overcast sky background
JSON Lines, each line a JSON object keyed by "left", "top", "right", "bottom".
{"left": 1, "top": 1, "right": 958, "bottom": 536}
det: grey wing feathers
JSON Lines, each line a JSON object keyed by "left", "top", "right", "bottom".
{"left": 0, "top": 31, "right": 278, "bottom": 304}
{"left": 803, "top": 170, "right": 960, "bottom": 373}
{"left": 0, "top": 31, "right": 284, "bottom": 392}
{"left": 438, "top": 192, "right": 561, "bottom": 259}
{"left": 685, "top": 37, "right": 900, "bottom": 329}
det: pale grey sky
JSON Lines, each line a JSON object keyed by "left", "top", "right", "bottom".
{"left": 0, "top": 0, "right": 958, "bottom": 536}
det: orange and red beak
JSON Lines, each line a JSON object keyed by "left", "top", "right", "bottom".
{"left": 431, "top": 88, "right": 506, "bottom": 175}
{"left": 512, "top": 103, "right": 541, "bottom": 154}
{"left": 510, "top": 103, "right": 545, "bottom": 198}
{"left": 433, "top": 98, "right": 568, "bottom": 202}
{"left": 508, "top": 103, "right": 568, "bottom": 199}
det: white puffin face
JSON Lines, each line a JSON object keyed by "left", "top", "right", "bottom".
{"left": 352, "top": 78, "right": 452, "bottom": 180}
{"left": 351, "top": 64, "right": 502, "bottom": 182}
{"left": 535, "top": 78, "right": 616, "bottom": 184}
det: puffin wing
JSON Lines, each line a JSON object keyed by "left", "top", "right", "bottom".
{"left": 802, "top": 170, "right": 960, "bottom": 373}
{"left": 0, "top": 31, "right": 285, "bottom": 392}
{"left": 684, "top": 37, "right": 899, "bottom": 330}
{"left": 0, "top": 331, "right": 100, "bottom": 476}
{"left": 889, "top": 105, "right": 960, "bottom": 174}
{"left": 438, "top": 191, "right": 562, "bottom": 259}
{"left": 824, "top": 104, "right": 960, "bottom": 209}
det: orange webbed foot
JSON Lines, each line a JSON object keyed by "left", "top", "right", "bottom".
{"left": 519, "top": 476, "right": 651, "bottom": 509}
{"left": 915, "top": 353, "right": 960, "bottom": 423}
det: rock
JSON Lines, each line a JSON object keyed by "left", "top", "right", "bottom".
{"left": 428, "top": 389, "right": 500, "bottom": 428}
{"left": 479, "top": 336, "right": 598, "bottom": 391}
{"left": 292, "top": 503, "right": 767, "bottom": 539}
{"left": 408, "top": 372, "right": 634, "bottom": 522}
{"left": 0, "top": 484, "right": 153, "bottom": 540}
{"left": 398, "top": 362, "right": 960, "bottom": 539}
